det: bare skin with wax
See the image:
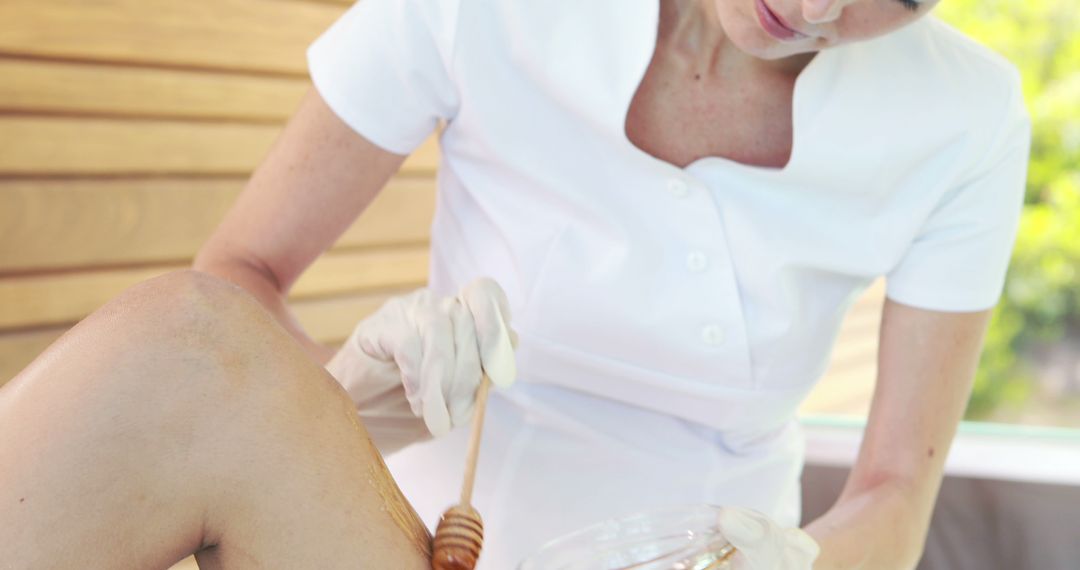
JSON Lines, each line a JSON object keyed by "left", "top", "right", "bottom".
{"left": 353, "top": 413, "right": 434, "bottom": 558}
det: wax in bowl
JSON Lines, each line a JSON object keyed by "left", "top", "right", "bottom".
{"left": 517, "top": 505, "right": 735, "bottom": 570}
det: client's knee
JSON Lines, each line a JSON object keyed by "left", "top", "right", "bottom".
{"left": 13, "top": 269, "right": 347, "bottom": 440}
{"left": 139, "top": 270, "right": 346, "bottom": 408}
{"left": 71, "top": 270, "right": 309, "bottom": 401}
{"left": 109, "top": 269, "right": 263, "bottom": 335}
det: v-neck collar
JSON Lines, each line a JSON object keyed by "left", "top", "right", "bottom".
{"left": 612, "top": 0, "right": 840, "bottom": 179}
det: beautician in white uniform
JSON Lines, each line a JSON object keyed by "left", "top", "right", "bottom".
{"left": 196, "top": 0, "right": 1030, "bottom": 567}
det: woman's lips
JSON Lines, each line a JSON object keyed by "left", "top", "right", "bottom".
{"left": 754, "top": 0, "right": 808, "bottom": 42}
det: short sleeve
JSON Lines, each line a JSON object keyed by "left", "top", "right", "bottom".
{"left": 307, "top": 0, "right": 462, "bottom": 155}
{"left": 886, "top": 70, "right": 1032, "bottom": 312}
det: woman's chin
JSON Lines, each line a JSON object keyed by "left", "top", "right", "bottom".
{"left": 712, "top": 2, "right": 818, "bottom": 62}
{"left": 727, "top": 27, "right": 784, "bottom": 59}
{"left": 726, "top": 22, "right": 820, "bottom": 62}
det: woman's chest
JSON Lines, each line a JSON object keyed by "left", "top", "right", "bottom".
{"left": 624, "top": 57, "right": 801, "bottom": 170}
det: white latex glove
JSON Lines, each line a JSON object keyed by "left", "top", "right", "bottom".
{"left": 718, "top": 507, "right": 820, "bottom": 569}
{"left": 326, "top": 278, "right": 516, "bottom": 454}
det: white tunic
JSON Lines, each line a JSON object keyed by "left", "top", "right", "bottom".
{"left": 308, "top": 0, "right": 1030, "bottom": 566}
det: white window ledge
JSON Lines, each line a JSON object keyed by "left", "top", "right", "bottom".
{"left": 801, "top": 415, "right": 1080, "bottom": 487}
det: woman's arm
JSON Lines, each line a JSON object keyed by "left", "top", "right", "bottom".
{"left": 194, "top": 88, "right": 409, "bottom": 364}
{"left": 804, "top": 299, "right": 992, "bottom": 569}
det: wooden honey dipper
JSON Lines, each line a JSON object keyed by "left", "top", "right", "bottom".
{"left": 431, "top": 373, "right": 493, "bottom": 570}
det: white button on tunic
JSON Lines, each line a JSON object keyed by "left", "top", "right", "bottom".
{"left": 701, "top": 324, "right": 726, "bottom": 346}
{"left": 667, "top": 178, "right": 690, "bottom": 198}
{"left": 686, "top": 251, "right": 709, "bottom": 273}
{"left": 309, "top": 0, "right": 1030, "bottom": 566}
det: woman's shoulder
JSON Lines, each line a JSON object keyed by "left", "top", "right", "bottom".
{"left": 913, "top": 17, "right": 1020, "bottom": 88}
{"left": 851, "top": 16, "right": 1022, "bottom": 108}
{"left": 813, "top": 15, "right": 1026, "bottom": 154}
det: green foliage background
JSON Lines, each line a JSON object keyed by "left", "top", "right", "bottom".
{"left": 935, "top": 0, "right": 1080, "bottom": 421}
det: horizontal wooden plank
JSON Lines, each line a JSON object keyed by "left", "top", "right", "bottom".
{"left": 826, "top": 334, "right": 879, "bottom": 372}
{"left": 291, "top": 247, "right": 428, "bottom": 299}
{"left": 0, "top": 177, "right": 435, "bottom": 272}
{"left": 0, "top": 116, "right": 440, "bottom": 176}
{"left": 0, "top": 328, "right": 64, "bottom": 387}
{"left": 0, "top": 116, "right": 275, "bottom": 175}
{"left": 856, "top": 279, "right": 886, "bottom": 306}
{"left": 0, "top": 0, "right": 343, "bottom": 75}
{"left": 292, "top": 293, "right": 393, "bottom": 345}
{"left": 833, "top": 309, "right": 882, "bottom": 342}
{"left": 301, "top": 0, "right": 354, "bottom": 7}
{"left": 0, "top": 57, "right": 309, "bottom": 121}
{"left": 799, "top": 366, "right": 876, "bottom": 416}
{"left": 0, "top": 289, "right": 402, "bottom": 386}
{"left": 337, "top": 178, "right": 437, "bottom": 250}
{"left": 800, "top": 358, "right": 878, "bottom": 416}
{"left": 0, "top": 248, "right": 428, "bottom": 331}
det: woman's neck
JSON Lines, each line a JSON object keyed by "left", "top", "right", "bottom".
{"left": 660, "top": 0, "right": 814, "bottom": 79}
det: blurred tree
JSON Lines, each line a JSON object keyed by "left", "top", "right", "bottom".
{"left": 935, "top": 0, "right": 1080, "bottom": 421}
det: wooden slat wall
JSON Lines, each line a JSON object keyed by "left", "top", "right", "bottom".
{"left": 0, "top": 0, "right": 438, "bottom": 385}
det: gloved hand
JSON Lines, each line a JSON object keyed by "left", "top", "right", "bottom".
{"left": 718, "top": 507, "right": 820, "bottom": 569}
{"left": 326, "top": 278, "right": 516, "bottom": 454}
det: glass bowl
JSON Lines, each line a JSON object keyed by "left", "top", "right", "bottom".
{"left": 517, "top": 505, "right": 736, "bottom": 570}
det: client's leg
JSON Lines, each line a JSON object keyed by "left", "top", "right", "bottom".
{"left": 0, "top": 270, "right": 431, "bottom": 569}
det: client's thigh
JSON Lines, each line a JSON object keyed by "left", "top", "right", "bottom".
{"left": 0, "top": 270, "right": 430, "bottom": 570}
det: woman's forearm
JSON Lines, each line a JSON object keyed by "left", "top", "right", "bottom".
{"left": 192, "top": 254, "right": 336, "bottom": 365}
{"left": 804, "top": 476, "right": 934, "bottom": 570}
{"left": 804, "top": 302, "right": 992, "bottom": 569}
